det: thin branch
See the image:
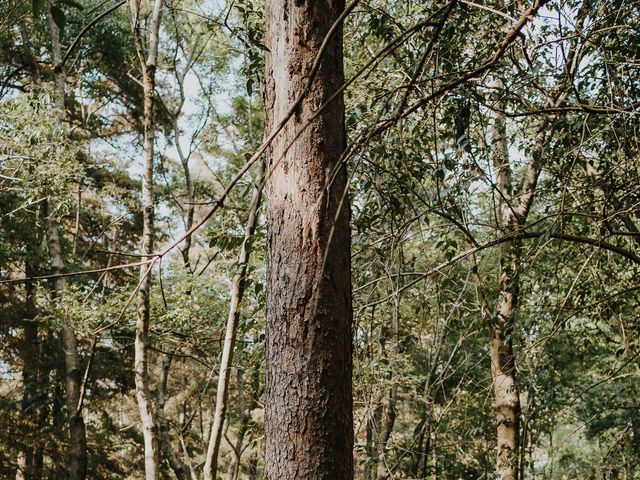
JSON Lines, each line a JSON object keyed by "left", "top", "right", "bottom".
{"left": 356, "top": 230, "right": 640, "bottom": 311}
{"left": 57, "top": 0, "right": 127, "bottom": 72}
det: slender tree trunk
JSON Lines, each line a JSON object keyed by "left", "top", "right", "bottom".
{"left": 243, "top": 368, "right": 261, "bottom": 480}
{"left": 154, "top": 102, "right": 198, "bottom": 480}
{"left": 374, "top": 371, "right": 398, "bottom": 479}
{"left": 30, "top": 327, "right": 52, "bottom": 479}
{"left": 15, "top": 17, "right": 43, "bottom": 473}
{"left": 134, "top": 76, "right": 161, "bottom": 480}
{"left": 174, "top": 116, "right": 195, "bottom": 273}
{"left": 204, "top": 162, "right": 265, "bottom": 480}
{"left": 419, "top": 410, "right": 432, "bottom": 479}
{"left": 364, "top": 320, "right": 376, "bottom": 480}
{"left": 479, "top": 8, "right": 584, "bottom": 476}
{"left": 481, "top": 18, "right": 579, "bottom": 471}
{"left": 375, "top": 251, "right": 402, "bottom": 480}
{"left": 130, "top": 0, "right": 164, "bottom": 477}
{"left": 488, "top": 79, "right": 521, "bottom": 480}
{"left": 262, "top": 1, "right": 353, "bottom": 478}
{"left": 134, "top": 67, "right": 160, "bottom": 480}
{"left": 364, "top": 411, "right": 374, "bottom": 480}
{"left": 51, "top": 365, "right": 66, "bottom": 478}
{"left": 44, "top": 201, "right": 88, "bottom": 480}
{"left": 157, "top": 347, "right": 190, "bottom": 480}
{"left": 16, "top": 263, "right": 37, "bottom": 480}
{"left": 45, "top": 5, "right": 87, "bottom": 478}
{"left": 490, "top": 258, "right": 521, "bottom": 480}
{"left": 225, "top": 368, "right": 254, "bottom": 480}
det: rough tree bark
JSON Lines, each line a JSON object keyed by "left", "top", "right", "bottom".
{"left": 204, "top": 162, "right": 264, "bottom": 480}
{"left": 130, "top": 0, "right": 164, "bottom": 477}
{"left": 262, "top": 0, "right": 353, "bottom": 478}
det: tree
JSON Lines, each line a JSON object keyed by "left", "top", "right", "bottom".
{"left": 262, "top": 0, "right": 353, "bottom": 478}
{"left": 1, "top": 0, "right": 640, "bottom": 478}
{"left": 129, "top": 0, "right": 164, "bottom": 477}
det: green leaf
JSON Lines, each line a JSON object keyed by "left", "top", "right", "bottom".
{"left": 32, "top": 0, "right": 46, "bottom": 16}
{"left": 50, "top": 5, "right": 66, "bottom": 34}
{"left": 58, "top": 0, "right": 84, "bottom": 10}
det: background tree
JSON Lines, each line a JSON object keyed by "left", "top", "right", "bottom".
{"left": 1, "top": 0, "right": 639, "bottom": 479}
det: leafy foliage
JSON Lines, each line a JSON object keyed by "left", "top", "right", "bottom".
{"left": 0, "top": 0, "right": 639, "bottom": 478}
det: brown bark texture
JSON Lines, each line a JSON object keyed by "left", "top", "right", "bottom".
{"left": 262, "top": 0, "right": 353, "bottom": 479}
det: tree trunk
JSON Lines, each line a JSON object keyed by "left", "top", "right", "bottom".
{"left": 45, "top": 5, "right": 87, "bottom": 477}
{"left": 154, "top": 94, "right": 201, "bottom": 479}
{"left": 483, "top": 23, "right": 579, "bottom": 472}
{"left": 204, "top": 162, "right": 264, "bottom": 480}
{"left": 419, "top": 413, "right": 433, "bottom": 479}
{"left": 44, "top": 201, "right": 88, "bottom": 480}
{"left": 262, "top": 1, "right": 353, "bottom": 479}
{"left": 364, "top": 408, "right": 375, "bottom": 480}
{"left": 130, "top": 0, "right": 164, "bottom": 477}
{"left": 15, "top": 13, "right": 42, "bottom": 471}
{"left": 134, "top": 66, "right": 161, "bottom": 480}
{"left": 490, "top": 263, "right": 521, "bottom": 480}
{"left": 157, "top": 348, "right": 190, "bottom": 480}
{"left": 174, "top": 116, "right": 196, "bottom": 273}
{"left": 30, "top": 326, "right": 52, "bottom": 479}
{"left": 488, "top": 79, "right": 521, "bottom": 480}
{"left": 225, "top": 368, "right": 255, "bottom": 480}
{"left": 375, "top": 253, "right": 402, "bottom": 480}
{"left": 16, "top": 263, "right": 37, "bottom": 480}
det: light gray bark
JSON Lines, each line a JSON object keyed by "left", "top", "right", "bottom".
{"left": 130, "top": 0, "right": 165, "bottom": 477}
{"left": 484, "top": 20, "right": 581, "bottom": 469}
{"left": 488, "top": 80, "right": 521, "bottom": 480}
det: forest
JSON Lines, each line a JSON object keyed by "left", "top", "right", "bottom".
{"left": 0, "top": 0, "right": 639, "bottom": 478}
